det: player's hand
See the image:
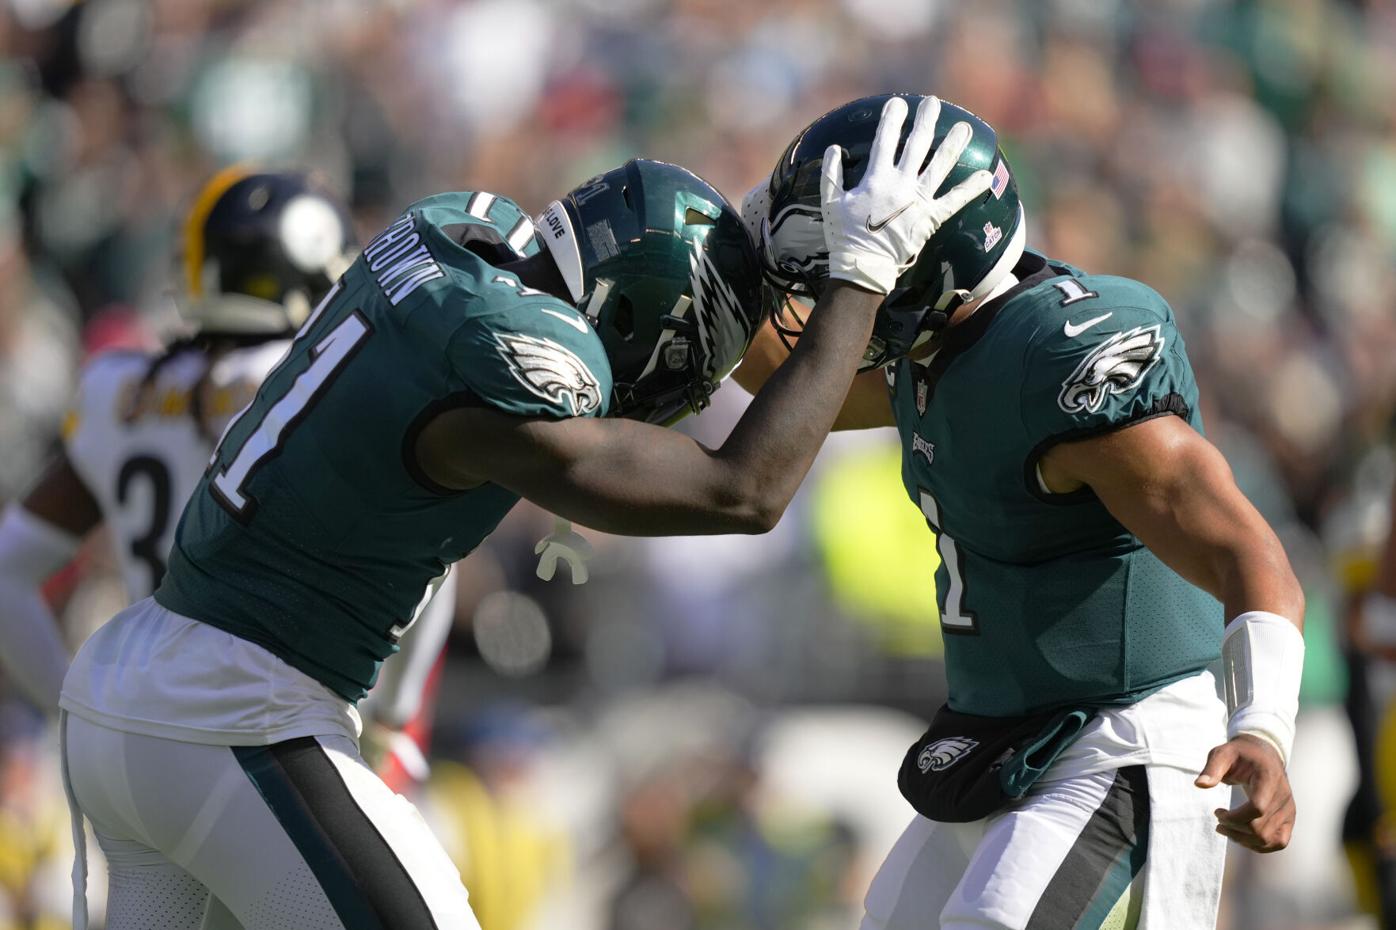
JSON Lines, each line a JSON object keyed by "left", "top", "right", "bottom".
{"left": 819, "top": 95, "right": 992, "bottom": 295}
{"left": 1195, "top": 733, "right": 1296, "bottom": 853}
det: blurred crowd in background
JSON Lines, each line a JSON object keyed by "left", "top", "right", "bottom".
{"left": 1, "top": 0, "right": 1395, "bottom": 927}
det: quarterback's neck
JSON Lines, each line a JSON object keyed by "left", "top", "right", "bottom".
{"left": 910, "top": 272, "right": 1021, "bottom": 364}
{"left": 950, "top": 272, "right": 1019, "bottom": 331}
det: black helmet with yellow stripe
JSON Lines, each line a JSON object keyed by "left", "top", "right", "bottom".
{"left": 181, "top": 168, "right": 356, "bottom": 335}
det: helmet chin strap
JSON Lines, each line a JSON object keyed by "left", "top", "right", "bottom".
{"left": 536, "top": 201, "right": 585, "bottom": 304}
{"left": 926, "top": 269, "right": 1021, "bottom": 336}
{"left": 923, "top": 205, "right": 1028, "bottom": 335}
{"left": 925, "top": 288, "right": 971, "bottom": 333}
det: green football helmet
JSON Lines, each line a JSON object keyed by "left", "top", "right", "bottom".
{"left": 750, "top": 93, "right": 1026, "bottom": 369}
{"left": 537, "top": 159, "right": 763, "bottom": 425}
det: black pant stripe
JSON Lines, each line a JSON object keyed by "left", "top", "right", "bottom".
{"left": 1024, "top": 765, "right": 1150, "bottom": 930}
{"left": 234, "top": 737, "right": 440, "bottom": 930}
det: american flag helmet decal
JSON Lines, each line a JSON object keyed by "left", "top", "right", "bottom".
{"left": 990, "top": 159, "right": 1011, "bottom": 200}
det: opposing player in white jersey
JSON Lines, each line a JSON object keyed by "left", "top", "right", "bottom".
{"left": 0, "top": 169, "right": 455, "bottom": 791}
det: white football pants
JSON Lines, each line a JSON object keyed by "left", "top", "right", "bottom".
{"left": 861, "top": 764, "right": 1228, "bottom": 930}
{"left": 61, "top": 712, "right": 481, "bottom": 930}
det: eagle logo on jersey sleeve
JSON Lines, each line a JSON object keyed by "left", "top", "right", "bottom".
{"left": 496, "top": 332, "right": 603, "bottom": 417}
{"left": 1056, "top": 325, "right": 1165, "bottom": 415}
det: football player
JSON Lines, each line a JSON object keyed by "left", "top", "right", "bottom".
{"left": 0, "top": 170, "right": 452, "bottom": 764}
{"left": 0, "top": 169, "right": 367, "bottom": 709}
{"left": 1345, "top": 474, "right": 1396, "bottom": 927}
{"left": 738, "top": 94, "right": 1305, "bottom": 930}
{"left": 57, "top": 100, "right": 995, "bottom": 930}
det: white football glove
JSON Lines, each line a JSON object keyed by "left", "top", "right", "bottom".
{"left": 820, "top": 96, "right": 993, "bottom": 295}
{"left": 534, "top": 516, "right": 593, "bottom": 584}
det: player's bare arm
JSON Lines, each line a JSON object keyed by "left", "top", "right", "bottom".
{"left": 732, "top": 314, "right": 895, "bottom": 431}
{"left": 728, "top": 312, "right": 789, "bottom": 397}
{"left": 417, "top": 279, "right": 883, "bottom": 535}
{"left": 421, "top": 96, "right": 988, "bottom": 534}
{"left": 0, "top": 452, "right": 101, "bottom": 709}
{"left": 1041, "top": 415, "right": 1304, "bottom": 853}
{"left": 17, "top": 453, "right": 104, "bottom": 536}
{"left": 1039, "top": 418, "right": 1302, "bottom": 620}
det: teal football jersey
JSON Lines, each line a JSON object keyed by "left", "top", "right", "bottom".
{"left": 156, "top": 191, "right": 612, "bottom": 701}
{"left": 890, "top": 251, "right": 1222, "bottom": 716}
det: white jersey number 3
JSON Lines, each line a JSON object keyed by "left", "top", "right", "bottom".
{"left": 918, "top": 489, "right": 977, "bottom": 634}
{"left": 211, "top": 310, "right": 371, "bottom": 517}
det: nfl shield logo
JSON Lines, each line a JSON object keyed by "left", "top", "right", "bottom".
{"left": 915, "top": 380, "right": 928, "bottom": 416}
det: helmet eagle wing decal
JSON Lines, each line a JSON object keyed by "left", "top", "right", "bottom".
{"left": 688, "top": 245, "right": 753, "bottom": 383}
{"left": 763, "top": 203, "right": 827, "bottom": 289}
{"left": 495, "top": 332, "right": 604, "bottom": 417}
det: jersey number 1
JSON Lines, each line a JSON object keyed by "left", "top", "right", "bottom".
{"left": 918, "top": 489, "right": 977, "bottom": 634}
{"left": 211, "top": 308, "right": 371, "bottom": 518}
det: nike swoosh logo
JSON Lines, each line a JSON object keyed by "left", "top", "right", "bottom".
{"left": 1064, "top": 312, "right": 1113, "bottom": 338}
{"left": 541, "top": 307, "right": 589, "bottom": 334}
{"left": 866, "top": 201, "right": 915, "bottom": 233}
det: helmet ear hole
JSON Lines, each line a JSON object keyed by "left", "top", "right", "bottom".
{"left": 247, "top": 183, "right": 271, "bottom": 212}
{"left": 683, "top": 207, "right": 716, "bottom": 227}
{"left": 621, "top": 185, "right": 633, "bottom": 210}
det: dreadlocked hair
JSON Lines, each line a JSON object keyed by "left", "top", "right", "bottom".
{"left": 123, "top": 332, "right": 279, "bottom": 445}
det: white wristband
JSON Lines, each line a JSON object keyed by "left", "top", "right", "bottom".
{"left": 1221, "top": 610, "right": 1305, "bottom": 767}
